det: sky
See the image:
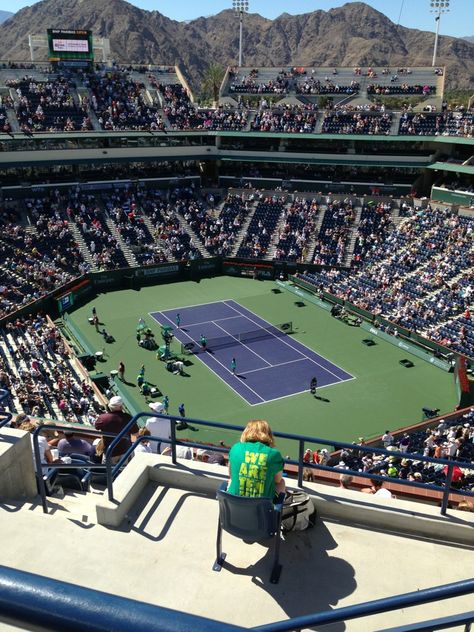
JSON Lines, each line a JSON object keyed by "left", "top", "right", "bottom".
{"left": 4, "top": 0, "right": 473, "bottom": 38}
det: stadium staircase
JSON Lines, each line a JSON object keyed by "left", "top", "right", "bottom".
{"left": 390, "top": 113, "right": 401, "bottom": 135}
{"left": 104, "top": 217, "right": 139, "bottom": 267}
{"left": 175, "top": 214, "right": 210, "bottom": 259}
{"left": 341, "top": 205, "right": 363, "bottom": 267}
{"left": 303, "top": 205, "right": 325, "bottom": 263}
{"left": 4, "top": 101, "right": 20, "bottom": 133}
{"left": 139, "top": 214, "right": 174, "bottom": 261}
{"left": 266, "top": 200, "right": 292, "bottom": 259}
{"left": 391, "top": 206, "right": 403, "bottom": 226}
{"left": 230, "top": 200, "right": 257, "bottom": 256}
{"left": 68, "top": 222, "right": 99, "bottom": 271}
{"left": 4, "top": 484, "right": 105, "bottom": 526}
{"left": 76, "top": 88, "right": 101, "bottom": 131}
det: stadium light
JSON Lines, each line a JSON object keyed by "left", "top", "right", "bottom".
{"left": 232, "top": 0, "right": 249, "bottom": 67}
{"left": 430, "top": 0, "right": 450, "bottom": 67}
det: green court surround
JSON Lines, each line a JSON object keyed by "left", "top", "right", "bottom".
{"left": 66, "top": 277, "right": 458, "bottom": 457}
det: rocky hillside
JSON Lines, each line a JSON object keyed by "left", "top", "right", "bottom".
{"left": 0, "top": 0, "right": 473, "bottom": 90}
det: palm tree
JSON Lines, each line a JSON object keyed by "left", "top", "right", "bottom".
{"left": 201, "top": 64, "right": 225, "bottom": 107}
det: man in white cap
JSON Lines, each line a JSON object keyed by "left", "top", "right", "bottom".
{"left": 146, "top": 402, "right": 172, "bottom": 454}
{"left": 95, "top": 396, "right": 138, "bottom": 463}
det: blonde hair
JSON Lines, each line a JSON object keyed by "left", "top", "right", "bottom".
{"left": 20, "top": 421, "right": 37, "bottom": 434}
{"left": 241, "top": 420, "right": 275, "bottom": 447}
{"left": 95, "top": 438, "right": 105, "bottom": 457}
{"left": 457, "top": 500, "right": 474, "bottom": 513}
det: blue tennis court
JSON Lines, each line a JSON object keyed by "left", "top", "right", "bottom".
{"left": 151, "top": 300, "right": 354, "bottom": 405}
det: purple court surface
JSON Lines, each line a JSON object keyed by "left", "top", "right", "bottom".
{"left": 150, "top": 300, "right": 354, "bottom": 405}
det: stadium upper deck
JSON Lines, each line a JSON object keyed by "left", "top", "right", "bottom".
{"left": 0, "top": 62, "right": 472, "bottom": 138}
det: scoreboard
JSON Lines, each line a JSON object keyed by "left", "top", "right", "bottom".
{"left": 47, "top": 29, "right": 94, "bottom": 65}
{"left": 57, "top": 291, "right": 74, "bottom": 314}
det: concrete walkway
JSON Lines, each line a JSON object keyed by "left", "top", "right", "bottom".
{"left": 0, "top": 480, "right": 472, "bottom": 631}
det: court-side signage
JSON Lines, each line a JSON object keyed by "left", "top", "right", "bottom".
{"left": 367, "top": 326, "right": 451, "bottom": 371}
{"left": 138, "top": 264, "right": 180, "bottom": 277}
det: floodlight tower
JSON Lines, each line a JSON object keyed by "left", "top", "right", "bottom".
{"left": 233, "top": 0, "right": 249, "bottom": 67}
{"left": 430, "top": 0, "right": 450, "bottom": 67}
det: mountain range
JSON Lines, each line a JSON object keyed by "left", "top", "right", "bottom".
{"left": 0, "top": 0, "right": 473, "bottom": 91}
{"left": 0, "top": 10, "right": 13, "bottom": 24}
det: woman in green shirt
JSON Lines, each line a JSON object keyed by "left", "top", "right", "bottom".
{"left": 227, "top": 420, "right": 285, "bottom": 500}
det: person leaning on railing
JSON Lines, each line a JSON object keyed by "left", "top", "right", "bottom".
{"left": 227, "top": 419, "right": 285, "bottom": 500}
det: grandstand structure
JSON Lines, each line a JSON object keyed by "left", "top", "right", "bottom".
{"left": 0, "top": 53, "right": 473, "bottom": 631}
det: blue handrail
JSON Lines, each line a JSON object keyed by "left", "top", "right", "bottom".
{"left": 252, "top": 579, "right": 474, "bottom": 631}
{"left": 0, "top": 565, "right": 471, "bottom": 632}
{"left": 0, "top": 388, "right": 13, "bottom": 429}
{"left": 0, "top": 564, "right": 246, "bottom": 632}
{"left": 104, "top": 411, "right": 474, "bottom": 513}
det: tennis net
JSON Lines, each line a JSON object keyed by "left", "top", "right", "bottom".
{"left": 180, "top": 322, "right": 293, "bottom": 354}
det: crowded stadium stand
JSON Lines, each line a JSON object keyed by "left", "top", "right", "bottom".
{"left": 0, "top": 63, "right": 472, "bottom": 503}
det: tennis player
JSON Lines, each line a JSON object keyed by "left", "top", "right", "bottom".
{"left": 231, "top": 357, "right": 237, "bottom": 375}
{"left": 200, "top": 334, "right": 207, "bottom": 351}
{"left": 310, "top": 376, "right": 318, "bottom": 396}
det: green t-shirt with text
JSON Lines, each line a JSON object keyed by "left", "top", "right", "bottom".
{"left": 227, "top": 441, "right": 284, "bottom": 499}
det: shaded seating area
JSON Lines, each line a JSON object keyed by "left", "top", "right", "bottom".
{"left": 237, "top": 197, "right": 285, "bottom": 258}
{"left": 274, "top": 198, "right": 320, "bottom": 262}
{"left": 312, "top": 201, "right": 356, "bottom": 266}
{"left": 103, "top": 192, "right": 157, "bottom": 266}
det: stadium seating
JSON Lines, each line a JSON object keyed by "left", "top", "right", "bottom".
{"left": 86, "top": 70, "right": 164, "bottom": 131}
{"left": 7, "top": 75, "right": 92, "bottom": 133}
{"left": 251, "top": 104, "right": 317, "bottom": 133}
{"left": 0, "top": 316, "right": 103, "bottom": 423}
{"left": 299, "top": 205, "right": 474, "bottom": 356}
{"left": 322, "top": 112, "right": 392, "bottom": 135}
{"left": 312, "top": 200, "right": 356, "bottom": 266}
{"left": 237, "top": 197, "right": 285, "bottom": 258}
{"left": 274, "top": 198, "right": 320, "bottom": 262}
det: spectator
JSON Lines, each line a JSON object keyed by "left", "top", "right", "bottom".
{"left": 227, "top": 419, "right": 285, "bottom": 499}
{"left": 57, "top": 430, "right": 94, "bottom": 457}
{"left": 95, "top": 396, "right": 138, "bottom": 464}
{"left": 145, "top": 402, "right": 171, "bottom": 454}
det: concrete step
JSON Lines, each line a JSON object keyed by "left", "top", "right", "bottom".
{"left": 104, "top": 217, "right": 139, "bottom": 267}
{"left": 140, "top": 214, "right": 175, "bottom": 261}
{"left": 68, "top": 222, "right": 97, "bottom": 270}
{"left": 2, "top": 485, "right": 105, "bottom": 525}
{"left": 176, "top": 214, "right": 210, "bottom": 258}
{"left": 230, "top": 201, "right": 256, "bottom": 256}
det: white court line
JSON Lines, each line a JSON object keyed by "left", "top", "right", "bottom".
{"left": 212, "top": 321, "right": 272, "bottom": 368}
{"left": 150, "top": 298, "right": 235, "bottom": 317}
{"left": 250, "top": 376, "right": 356, "bottom": 406}
{"left": 223, "top": 299, "right": 353, "bottom": 382}
{"left": 158, "top": 311, "right": 264, "bottom": 405}
{"left": 174, "top": 315, "right": 241, "bottom": 329}
{"left": 244, "top": 358, "right": 306, "bottom": 374}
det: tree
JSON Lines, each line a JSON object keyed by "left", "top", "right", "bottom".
{"left": 201, "top": 64, "right": 225, "bottom": 107}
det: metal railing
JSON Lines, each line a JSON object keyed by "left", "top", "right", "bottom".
{"left": 0, "top": 565, "right": 471, "bottom": 632}
{"left": 104, "top": 411, "right": 474, "bottom": 514}
{"left": 32, "top": 423, "right": 117, "bottom": 514}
